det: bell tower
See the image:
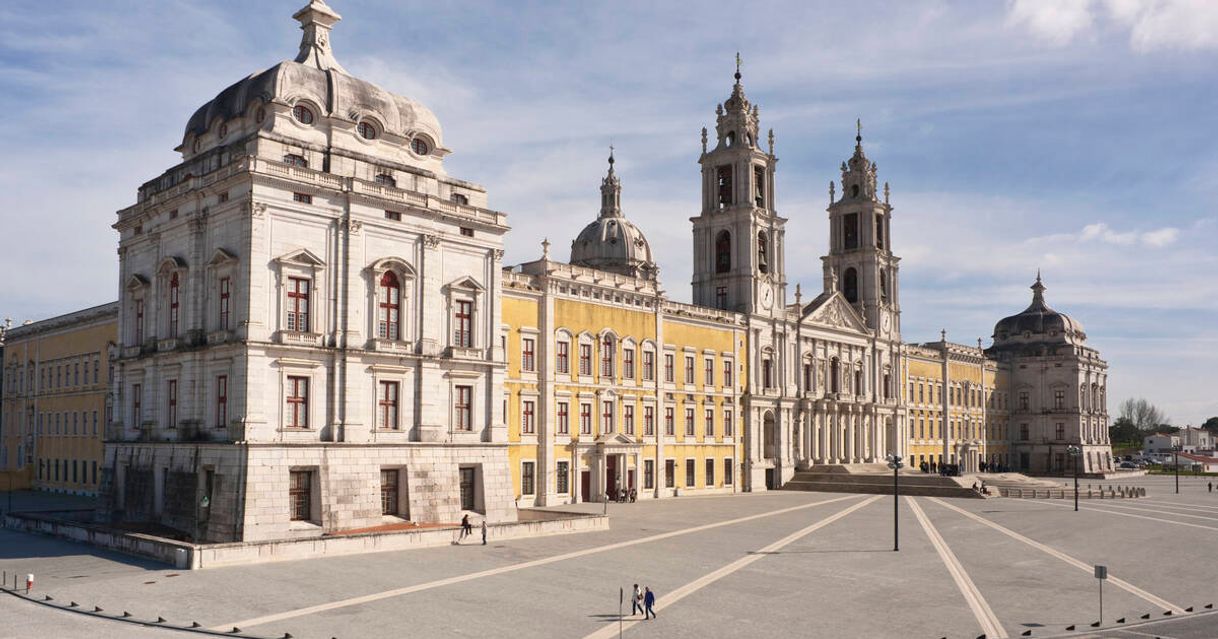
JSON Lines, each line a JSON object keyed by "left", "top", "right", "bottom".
{"left": 823, "top": 122, "right": 901, "bottom": 339}
{"left": 691, "top": 57, "right": 786, "bottom": 317}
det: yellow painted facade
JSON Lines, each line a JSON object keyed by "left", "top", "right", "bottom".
{"left": 502, "top": 260, "right": 746, "bottom": 504}
{"left": 1, "top": 303, "right": 118, "bottom": 495}
{"left": 902, "top": 341, "right": 1010, "bottom": 472}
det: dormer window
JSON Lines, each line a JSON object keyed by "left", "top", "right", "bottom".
{"left": 451, "top": 193, "right": 469, "bottom": 205}
{"left": 357, "top": 121, "right": 378, "bottom": 140}
{"left": 412, "top": 137, "right": 430, "bottom": 156}
{"left": 292, "top": 105, "right": 314, "bottom": 125}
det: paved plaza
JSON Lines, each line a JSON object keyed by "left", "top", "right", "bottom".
{"left": 2, "top": 474, "right": 1218, "bottom": 639}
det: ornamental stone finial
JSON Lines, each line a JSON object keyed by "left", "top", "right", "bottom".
{"left": 542, "top": 237, "right": 551, "bottom": 260}
{"left": 941, "top": 328, "right": 947, "bottom": 343}
{"left": 701, "top": 127, "right": 708, "bottom": 154}
{"left": 293, "top": 0, "right": 347, "bottom": 73}
{"left": 829, "top": 181, "right": 835, "bottom": 205}
{"left": 884, "top": 181, "right": 890, "bottom": 205}
{"left": 767, "top": 128, "right": 775, "bottom": 156}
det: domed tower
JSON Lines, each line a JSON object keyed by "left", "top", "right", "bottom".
{"left": 570, "top": 151, "right": 657, "bottom": 280}
{"left": 989, "top": 272, "right": 1087, "bottom": 355}
{"left": 690, "top": 60, "right": 784, "bottom": 315}
{"left": 823, "top": 122, "right": 900, "bottom": 339}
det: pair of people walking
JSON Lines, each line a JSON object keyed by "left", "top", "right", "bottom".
{"left": 458, "top": 514, "right": 488, "bottom": 545}
{"left": 631, "top": 584, "right": 656, "bottom": 620}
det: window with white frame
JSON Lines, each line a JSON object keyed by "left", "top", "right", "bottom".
{"left": 580, "top": 403, "right": 592, "bottom": 434}
{"left": 557, "top": 401, "right": 569, "bottom": 434}
{"left": 601, "top": 400, "right": 614, "bottom": 433}
{"left": 685, "top": 407, "right": 695, "bottom": 436}
{"left": 624, "top": 404, "right": 635, "bottom": 435}
{"left": 556, "top": 340, "right": 570, "bottom": 374}
{"left": 705, "top": 408, "right": 715, "bottom": 437}
{"left": 522, "top": 399, "right": 536, "bottom": 434}
{"left": 642, "top": 350, "right": 655, "bottom": 381}
{"left": 522, "top": 337, "right": 536, "bottom": 372}
{"left": 623, "top": 347, "right": 635, "bottom": 380}
{"left": 644, "top": 405, "right": 655, "bottom": 436}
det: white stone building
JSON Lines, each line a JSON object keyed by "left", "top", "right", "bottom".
{"left": 100, "top": 0, "right": 514, "bottom": 542}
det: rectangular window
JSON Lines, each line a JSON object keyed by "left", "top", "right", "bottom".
{"left": 665, "top": 407, "right": 675, "bottom": 436}
{"left": 602, "top": 400, "right": 614, "bottom": 433}
{"left": 723, "top": 361, "right": 733, "bottom": 388}
{"left": 704, "top": 358, "right": 715, "bottom": 386}
{"left": 132, "top": 383, "right": 142, "bottom": 424}
{"left": 521, "top": 461, "right": 535, "bottom": 495}
{"left": 289, "top": 470, "right": 312, "bottom": 521}
{"left": 453, "top": 300, "right": 473, "bottom": 348}
{"left": 579, "top": 344, "right": 592, "bottom": 376}
{"left": 522, "top": 399, "right": 536, "bottom": 434}
{"left": 556, "top": 341, "right": 570, "bottom": 374}
{"left": 215, "top": 375, "right": 228, "bottom": 428}
{"left": 665, "top": 459, "right": 675, "bottom": 488}
{"left": 168, "top": 278, "right": 180, "bottom": 338}
{"left": 724, "top": 409, "right": 734, "bottom": 437}
{"left": 556, "top": 461, "right": 570, "bottom": 494}
{"left": 664, "top": 354, "right": 674, "bottom": 383}
{"left": 706, "top": 458, "right": 716, "bottom": 487}
{"left": 557, "top": 402, "right": 570, "bottom": 435}
{"left": 643, "top": 406, "right": 655, "bottom": 436}
{"left": 1019, "top": 423, "right": 1029, "bottom": 440}
{"left": 644, "top": 460, "right": 655, "bottom": 490}
{"left": 460, "top": 227, "right": 475, "bottom": 237}
{"left": 380, "top": 469, "right": 399, "bottom": 515}
{"left": 715, "top": 286, "right": 727, "bottom": 309}
{"left": 1019, "top": 391, "right": 1030, "bottom": 411}
{"left": 286, "top": 376, "right": 309, "bottom": 428}
{"left": 93, "top": 357, "right": 100, "bottom": 384}
{"left": 455, "top": 385, "right": 473, "bottom": 430}
{"left": 844, "top": 212, "right": 859, "bottom": 250}
{"left": 384, "top": 210, "right": 402, "bottom": 221}
{"left": 754, "top": 165, "right": 766, "bottom": 208}
{"left": 1055, "top": 422, "right": 1065, "bottom": 440}
{"left": 522, "top": 338, "right": 536, "bottom": 372}
{"left": 724, "top": 459, "right": 734, "bottom": 485}
{"left": 876, "top": 213, "right": 885, "bottom": 248}
{"left": 1054, "top": 389, "right": 1065, "bottom": 410}
{"left": 685, "top": 408, "right": 695, "bottom": 437}
{"left": 705, "top": 408, "right": 715, "bottom": 437}
{"left": 92, "top": 410, "right": 98, "bottom": 435}
{"left": 623, "top": 348, "right": 635, "bottom": 380}
{"left": 763, "top": 359, "right": 773, "bottom": 389}
{"left": 624, "top": 404, "right": 635, "bottom": 435}
{"left": 716, "top": 165, "right": 733, "bottom": 209}
{"left": 580, "top": 403, "right": 592, "bottom": 434}
{"left": 166, "top": 379, "right": 178, "bottom": 428}
{"left": 685, "top": 459, "right": 696, "bottom": 487}
{"left": 219, "top": 277, "right": 232, "bottom": 330}
{"left": 684, "top": 356, "right": 695, "bottom": 385}
{"left": 601, "top": 339, "right": 614, "bottom": 378}
{"left": 643, "top": 351, "right": 655, "bottom": 381}
{"left": 293, "top": 192, "right": 312, "bottom": 204}
{"left": 287, "top": 277, "right": 310, "bottom": 332}
{"left": 134, "top": 298, "right": 145, "bottom": 343}
{"left": 379, "top": 381, "right": 400, "bottom": 430}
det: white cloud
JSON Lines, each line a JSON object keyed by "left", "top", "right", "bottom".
{"left": 1078, "top": 222, "right": 1177, "bottom": 247}
{"left": 1007, "top": 0, "right": 1218, "bottom": 51}
{"left": 1006, "top": 0, "right": 1097, "bottom": 47}
{"left": 1141, "top": 226, "right": 1180, "bottom": 247}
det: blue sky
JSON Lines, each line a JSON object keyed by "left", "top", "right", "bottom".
{"left": 1, "top": 0, "right": 1215, "bottom": 424}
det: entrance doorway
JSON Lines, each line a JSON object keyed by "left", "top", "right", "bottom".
{"left": 606, "top": 454, "right": 618, "bottom": 499}
{"left": 580, "top": 470, "right": 591, "bottom": 502}
{"left": 459, "top": 467, "right": 476, "bottom": 511}
{"left": 765, "top": 468, "right": 775, "bottom": 490}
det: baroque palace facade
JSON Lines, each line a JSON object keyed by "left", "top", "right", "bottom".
{"left": 11, "top": 0, "right": 1107, "bottom": 541}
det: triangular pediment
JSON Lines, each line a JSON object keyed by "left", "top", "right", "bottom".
{"left": 595, "top": 432, "right": 637, "bottom": 446}
{"left": 275, "top": 248, "right": 326, "bottom": 268}
{"left": 446, "top": 276, "right": 485, "bottom": 293}
{"left": 801, "top": 292, "right": 870, "bottom": 333}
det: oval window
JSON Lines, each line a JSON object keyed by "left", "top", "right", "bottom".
{"left": 292, "top": 105, "right": 314, "bottom": 125}
{"left": 357, "top": 121, "right": 378, "bottom": 140}
{"left": 412, "top": 137, "right": 430, "bottom": 156}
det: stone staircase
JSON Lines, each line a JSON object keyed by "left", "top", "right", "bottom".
{"left": 781, "top": 464, "right": 986, "bottom": 499}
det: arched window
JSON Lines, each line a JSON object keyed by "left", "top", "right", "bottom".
{"left": 601, "top": 335, "right": 615, "bottom": 378}
{"left": 412, "top": 137, "right": 430, "bottom": 156}
{"left": 830, "top": 358, "right": 841, "bottom": 394}
{"left": 880, "top": 272, "right": 889, "bottom": 303}
{"left": 378, "top": 271, "right": 401, "bottom": 340}
{"left": 757, "top": 231, "right": 769, "bottom": 274}
{"left": 843, "top": 267, "right": 858, "bottom": 303}
{"left": 854, "top": 367, "right": 864, "bottom": 396}
{"left": 357, "top": 121, "right": 378, "bottom": 140}
{"left": 725, "top": 131, "right": 736, "bottom": 147}
{"left": 715, "top": 230, "right": 731, "bottom": 273}
{"left": 168, "top": 272, "right": 180, "bottom": 338}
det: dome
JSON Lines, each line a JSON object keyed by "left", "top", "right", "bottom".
{"left": 991, "top": 274, "right": 1086, "bottom": 349}
{"left": 179, "top": 1, "right": 443, "bottom": 160}
{"left": 569, "top": 152, "right": 657, "bottom": 280}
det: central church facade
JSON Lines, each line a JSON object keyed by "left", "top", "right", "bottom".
{"left": 98, "top": 1, "right": 1113, "bottom": 542}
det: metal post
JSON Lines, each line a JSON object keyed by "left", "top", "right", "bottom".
{"left": 618, "top": 587, "right": 623, "bottom": 639}
{"left": 1074, "top": 458, "right": 1079, "bottom": 512}
{"left": 1099, "top": 576, "right": 1103, "bottom": 624}
{"left": 893, "top": 463, "right": 899, "bottom": 552}
{"left": 1175, "top": 447, "right": 1180, "bottom": 494}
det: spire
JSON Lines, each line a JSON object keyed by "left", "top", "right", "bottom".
{"left": 1028, "top": 270, "right": 1050, "bottom": 311}
{"left": 599, "top": 146, "right": 622, "bottom": 218}
{"left": 542, "top": 237, "right": 551, "bottom": 260}
{"left": 293, "top": 0, "right": 347, "bottom": 73}
{"left": 735, "top": 52, "right": 743, "bottom": 83}
{"left": 841, "top": 119, "right": 878, "bottom": 200}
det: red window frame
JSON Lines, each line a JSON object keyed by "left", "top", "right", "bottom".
{"left": 580, "top": 403, "right": 592, "bottom": 434}
{"left": 684, "top": 356, "right": 695, "bottom": 385}
{"left": 287, "top": 278, "right": 310, "bottom": 332}
{"left": 665, "top": 407, "right": 674, "bottom": 436}
{"left": 290, "top": 471, "right": 311, "bottom": 521}
{"left": 725, "top": 410, "right": 734, "bottom": 437}
{"left": 723, "top": 360, "right": 733, "bottom": 388}
{"left": 215, "top": 375, "right": 228, "bottom": 428}
{"left": 685, "top": 408, "right": 695, "bottom": 436}
{"left": 601, "top": 336, "right": 614, "bottom": 377}
{"left": 522, "top": 338, "right": 535, "bottom": 372}
{"left": 642, "top": 351, "right": 654, "bottom": 381}
{"left": 601, "top": 401, "right": 614, "bottom": 433}
{"left": 624, "top": 404, "right": 635, "bottom": 435}
{"left": 379, "top": 381, "right": 399, "bottom": 430}
{"left": 644, "top": 406, "right": 655, "bottom": 436}
{"left": 378, "top": 271, "right": 401, "bottom": 340}
{"left": 168, "top": 272, "right": 180, "bottom": 337}
{"left": 219, "top": 277, "right": 231, "bottom": 330}
{"left": 556, "top": 402, "right": 569, "bottom": 434}
{"left": 556, "top": 341, "right": 569, "bottom": 374}
{"left": 454, "top": 300, "right": 473, "bottom": 348}
{"left": 286, "top": 376, "right": 309, "bottom": 428}
{"left": 623, "top": 348, "right": 635, "bottom": 379}
{"left": 705, "top": 358, "right": 714, "bottom": 386}
{"left": 455, "top": 385, "right": 473, "bottom": 430}
{"left": 705, "top": 408, "right": 715, "bottom": 437}
{"left": 522, "top": 400, "right": 535, "bottom": 434}
{"left": 579, "top": 344, "right": 592, "bottom": 376}
{"left": 664, "top": 354, "right": 674, "bottom": 383}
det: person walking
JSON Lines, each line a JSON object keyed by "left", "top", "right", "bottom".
{"left": 1208, "top": 481, "right": 1213, "bottom": 493}
{"left": 643, "top": 586, "right": 656, "bottom": 620}
{"left": 481, "top": 519, "right": 488, "bottom": 545}
{"left": 631, "top": 584, "right": 643, "bottom": 617}
{"left": 460, "top": 513, "right": 472, "bottom": 540}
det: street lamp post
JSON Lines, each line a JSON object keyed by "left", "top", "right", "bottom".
{"left": 1066, "top": 445, "right": 1081, "bottom": 512}
{"left": 1173, "top": 444, "right": 1182, "bottom": 494}
{"left": 886, "top": 454, "right": 905, "bottom": 551}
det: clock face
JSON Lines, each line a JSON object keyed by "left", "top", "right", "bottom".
{"left": 882, "top": 314, "right": 891, "bottom": 332}
{"left": 761, "top": 288, "right": 773, "bottom": 310}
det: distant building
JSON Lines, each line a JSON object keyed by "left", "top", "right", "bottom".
{"left": 1145, "top": 428, "right": 1214, "bottom": 454}
{"left": 1, "top": 303, "right": 118, "bottom": 495}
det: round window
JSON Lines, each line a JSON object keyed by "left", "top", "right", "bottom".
{"left": 412, "top": 137, "right": 429, "bottom": 155}
{"left": 292, "top": 105, "right": 314, "bottom": 125}
{"left": 357, "top": 121, "right": 378, "bottom": 140}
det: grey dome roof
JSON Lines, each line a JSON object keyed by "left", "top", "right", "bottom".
{"left": 569, "top": 152, "right": 656, "bottom": 280}
{"left": 991, "top": 274, "right": 1086, "bottom": 347}
{"left": 181, "top": 1, "right": 442, "bottom": 152}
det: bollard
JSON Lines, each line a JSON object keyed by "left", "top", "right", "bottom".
{"left": 25, "top": 574, "right": 32, "bottom": 593}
